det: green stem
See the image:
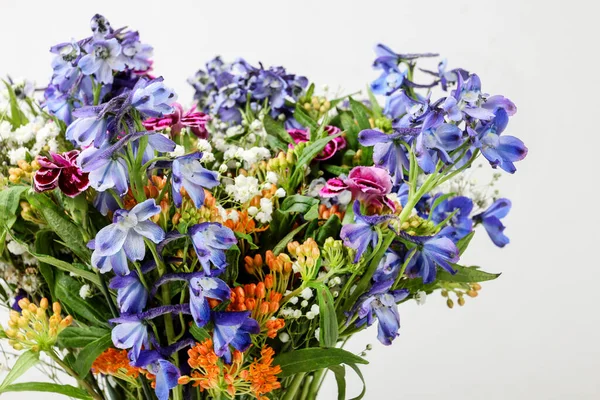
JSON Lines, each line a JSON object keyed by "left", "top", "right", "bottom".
{"left": 307, "top": 369, "right": 327, "bottom": 399}
{"left": 49, "top": 351, "right": 103, "bottom": 400}
{"left": 299, "top": 375, "right": 313, "bottom": 400}
{"left": 96, "top": 271, "right": 119, "bottom": 318}
{"left": 283, "top": 373, "right": 307, "bottom": 400}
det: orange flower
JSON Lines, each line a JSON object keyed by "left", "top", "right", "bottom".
{"left": 92, "top": 348, "right": 142, "bottom": 382}
{"left": 224, "top": 210, "right": 268, "bottom": 235}
{"left": 247, "top": 346, "right": 282, "bottom": 398}
{"left": 265, "top": 318, "right": 285, "bottom": 339}
{"left": 318, "top": 203, "right": 344, "bottom": 220}
{"left": 187, "top": 339, "right": 221, "bottom": 391}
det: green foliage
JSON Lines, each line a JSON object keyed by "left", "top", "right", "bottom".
{"left": 58, "top": 326, "right": 111, "bottom": 348}
{"left": 273, "top": 222, "right": 309, "bottom": 255}
{"left": 0, "top": 382, "right": 93, "bottom": 399}
{"left": 2, "top": 80, "right": 29, "bottom": 128}
{"left": 54, "top": 274, "right": 110, "bottom": 327}
{"left": 0, "top": 351, "right": 39, "bottom": 391}
{"left": 274, "top": 347, "right": 368, "bottom": 377}
{"left": 315, "top": 215, "right": 342, "bottom": 245}
{"left": 313, "top": 283, "right": 339, "bottom": 347}
{"left": 74, "top": 332, "right": 112, "bottom": 377}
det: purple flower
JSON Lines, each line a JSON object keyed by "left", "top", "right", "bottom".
{"left": 78, "top": 144, "right": 129, "bottom": 195}
{"left": 134, "top": 352, "right": 179, "bottom": 400}
{"left": 373, "top": 250, "right": 403, "bottom": 282}
{"left": 111, "top": 317, "right": 149, "bottom": 361}
{"left": 189, "top": 276, "right": 230, "bottom": 327}
{"left": 341, "top": 201, "right": 394, "bottom": 262}
{"left": 355, "top": 279, "right": 409, "bottom": 345}
{"left": 430, "top": 195, "right": 474, "bottom": 241}
{"left": 33, "top": 150, "right": 90, "bottom": 197}
{"left": 66, "top": 116, "right": 109, "bottom": 147}
{"left": 171, "top": 152, "right": 220, "bottom": 208}
{"left": 288, "top": 126, "right": 346, "bottom": 161}
{"left": 110, "top": 273, "right": 148, "bottom": 314}
{"left": 320, "top": 166, "right": 395, "bottom": 210}
{"left": 92, "top": 199, "right": 164, "bottom": 262}
{"left": 78, "top": 39, "right": 126, "bottom": 84}
{"left": 119, "top": 31, "right": 153, "bottom": 72}
{"left": 473, "top": 198, "right": 511, "bottom": 247}
{"left": 212, "top": 311, "right": 260, "bottom": 363}
{"left": 93, "top": 191, "right": 120, "bottom": 216}
{"left": 189, "top": 223, "right": 237, "bottom": 276}
{"left": 358, "top": 128, "right": 416, "bottom": 184}
{"left": 405, "top": 234, "right": 459, "bottom": 284}
{"left": 91, "top": 247, "right": 129, "bottom": 276}
{"left": 131, "top": 77, "right": 177, "bottom": 118}
{"left": 414, "top": 123, "right": 464, "bottom": 174}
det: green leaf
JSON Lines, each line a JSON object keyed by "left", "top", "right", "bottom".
{"left": 340, "top": 112, "right": 359, "bottom": 150}
{"left": 427, "top": 193, "right": 455, "bottom": 221}
{"left": 74, "top": 333, "right": 112, "bottom": 377}
{"left": 290, "top": 133, "right": 343, "bottom": 187}
{"left": 0, "top": 186, "right": 28, "bottom": 229}
{"left": 304, "top": 203, "right": 320, "bottom": 221}
{"left": 55, "top": 274, "right": 110, "bottom": 326}
{"left": 322, "top": 164, "right": 351, "bottom": 176}
{"left": 0, "top": 351, "right": 39, "bottom": 391}
{"left": 280, "top": 195, "right": 319, "bottom": 215}
{"left": 27, "top": 193, "right": 90, "bottom": 261}
{"left": 438, "top": 264, "right": 500, "bottom": 283}
{"left": 367, "top": 87, "right": 383, "bottom": 118}
{"left": 34, "top": 230, "right": 56, "bottom": 300}
{"left": 347, "top": 363, "right": 367, "bottom": 400}
{"left": 273, "top": 222, "right": 309, "bottom": 255}
{"left": 224, "top": 245, "right": 241, "bottom": 283}
{"left": 190, "top": 324, "right": 210, "bottom": 342}
{"left": 58, "top": 326, "right": 110, "bottom": 348}
{"left": 25, "top": 250, "right": 100, "bottom": 286}
{"left": 293, "top": 106, "right": 318, "bottom": 132}
{"left": 263, "top": 114, "right": 293, "bottom": 145}
{"left": 313, "top": 283, "right": 338, "bottom": 347}
{"left": 305, "top": 83, "right": 315, "bottom": 99}
{"left": 349, "top": 97, "right": 371, "bottom": 131}
{"left": 0, "top": 382, "right": 93, "bottom": 399}
{"left": 234, "top": 232, "right": 258, "bottom": 250}
{"left": 315, "top": 215, "right": 342, "bottom": 245}
{"left": 456, "top": 231, "right": 474, "bottom": 256}
{"left": 330, "top": 365, "right": 346, "bottom": 400}
{"left": 2, "top": 80, "right": 28, "bottom": 128}
{"left": 274, "top": 348, "right": 368, "bottom": 377}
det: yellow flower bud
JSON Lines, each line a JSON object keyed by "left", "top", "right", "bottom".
{"left": 52, "top": 302, "right": 61, "bottom": 315}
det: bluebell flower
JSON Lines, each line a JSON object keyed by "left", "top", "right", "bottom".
{"left": 373, "top": 250, "right": 403, "bottom": 282}
{"left": 111, "top": 317, "right": 149, "bottom": 361}
{"left": 404, "top": 234, "right": 459, "bottom": 284}
{"left": 358, "top": 128, "right": 417, "bottom": 184}
{"left": 93, "top": 199, "right": 164, "bottom": 262}
{"left": 430, "top": 195, "right": 474, "bottom": 241}
{"left": 355, "top": 279, "right": 409, "bottom": 345}
{"left": 341, "top": 201, "right": 394, "bottom": 262}
{"left": 473, "top": 198, "right": 511, "bottom": 247}
{"left": 414, "top": 123, "right": 464, "bottom": 174}
{"left": 475, "top": 109, "right": 528, "bottom": 173}
{"left": 212, "top": 311, "right": 260, "bottom": 363}
{"left": 189, "top": 223, "right": 237, "bottom": 276}
{"left": 79, "top": 39, "right": 126, "bottom": 84}
{"left": 131, "top": 77, "right": 177, "bottom": 118}
{"left": 189, "top": 276, "right": 231, "bottom": 327}
{"left": 134, "top": 351, "right": 179, "bottom": 400}
{"left": 110, "top": 272, "right": 148, "bottom": 314}
{"left": 171, "top": 152, "right": 220, "bottom": 208}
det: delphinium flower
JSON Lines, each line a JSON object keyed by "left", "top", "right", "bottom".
{"left": 429, "top": 195, "right": 474, "bottom": 241}
{"left": 404, "top": 233, "right": 460, "bottom": 284}
{"left": 189, "top": 222, "right": 237, "bottom": 276}
{"left": 473, "top": 198, "right": 512, "bottom": 247}
{"left": 189, "top": 275, "right": 231, "bottom": 327}
{"left": 134, "top": 350, "right": 180, "bottom": 400}
{"left": 33, "top": 150, "right": 89, "bottom": 197}
{"left": 212, "top": 311, "right": 260, "bottom": 363}
{"left": 341, "top": 201, "right": 394, "bottom": 262}
{"left": 171, "top": 152, "right": 220, "bottom": 208}
{"left": 109, "top": 272, "right": 148, "bottom": 314}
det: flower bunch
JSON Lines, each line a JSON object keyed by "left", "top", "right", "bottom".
{"left": 0, "top": 14, "right": 527, "bottom": 400}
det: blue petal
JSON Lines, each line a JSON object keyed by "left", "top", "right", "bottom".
{"left": 95, "top": 223, "right": 127, "bottom": 256}
{"left": 130, "top": 199, "right": 161, "bottom": 221}
{"left": 133, "top": 220, "right": 165, "bottom": 243}
{"left": 123, "top": 231, "right": 146, "bottom": 261}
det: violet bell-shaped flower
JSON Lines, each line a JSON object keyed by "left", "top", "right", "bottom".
{"left": 110, "top": 272, "right": 148, "bottom": 314}
{"left": 133, "top": 351, "right": 180, "bottom": 400}
{"left": 189, "top": 276, "right": 231, "bottom": 327}
{"left": 171, "top": 152, "right": 220, "bottom": 208}
{"left": 404, "top": 233, "right": 459, "bottom": 284}
{"left": 473, "top": 198, "right": 511, "bottom": 247}
{"left": 212, "top": 311, "right": 260, "bottom": 363}
{"left": 189, "top": 222, "right": 237, "bottom": 276}
{"left": 340, "top": 201, "right": 394, "bottom": 262}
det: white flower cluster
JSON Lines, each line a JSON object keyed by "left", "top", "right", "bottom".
{"left": 0, "top": 118, "right": 60, "bottom": 165}
{"left": 225, "top": 175, "right": 261, "bottom": 203}
{"left": 222, "top": 145, "right": 270, "bottom": 169}
{"left": 196, "top": 139, "right": 215, "bottom": 163}
{"left": 248, "top": 197, "right": 274, "bottom": 224}
{"left": 279, "top": 288, "right": 321, "bottom": 320}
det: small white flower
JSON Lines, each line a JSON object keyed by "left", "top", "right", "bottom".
{"left": 247, "top": 206, "right": 259, "bottom": 216}
{"left": 7, "top": 147, "right": 28, "bottom": 165}
{"left": 266, "top": 171, "right": 279, "bottom": 184}
{"left": 279, "top": 332, "right": 290, "bottom": 343}
{"left": 289, "top": 296, "right": 299, "bottom": 305}
{"left": 7, "top": 240, "right": 27, "bottom": 255}
{"left": 21, "top": 274, "right": 39, "bottom": 293}
{"left": 314, "top": 328, "right": 320, "bottom": 341}
{"left": 200, "top": 151, "right": 215, "bottom": 163}
{"left": 225, "top": 175, "right": 261, "bottom": 203}
{"left": 300, "top": 300, "right": 308, "bottom": 308}
{"left": 79, "top": 284, "right": 92, "bottom": 299}
{"left": 197, "top": 139, "right": 212, "bottom": 152}
{"left": 300, "top": 287, "right": 313, "bottom": 300}
{"left": 415, "top": 291, "right": 427, "bottom": 305}
{"left": 275, "top": 188, "right": 286, "bottom": 198}
{"left": 306, "top": 311, "right": 316, "bottom": 320}
{"left": 219, "top": 164, "right": 228, "bottom": 173}
{"left": 228, "top": 210, "right": 239, "bottom": 223}
{"left": 169, "top": 145, "right": 185, "bottom": 157}
{"left": 292, "top": 262, "right": 301, "bottom": 273}
{"left": 310, "top": 304, "right": 320, "bottom": 315}
{"left": 292, "top": 309, "right": 302, "bottom": 319}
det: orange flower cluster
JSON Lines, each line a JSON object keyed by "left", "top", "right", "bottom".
{"left": 265, "top": 318, "right": 285, "bottom": 339}
{"left": 246, "top": 346, "right": 282, "bottom": 399}
{"left": 318, "top": 203, "right": 344, "bottom": 220}
{"left": 224, "top": 210, "right": 268, "bottom": 235}
{"left": 244, "top": 251, "right": 292, "bottom": 292}
{"left": 92, "top": 348, "right": 142, "bottom": 383}
{"left": 227, "top": 283, "right": 284, "bottom": 333}
{"left": 182, "top": 339, "right": 281, "bottom": 400}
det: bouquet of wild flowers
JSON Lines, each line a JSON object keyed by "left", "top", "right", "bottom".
{"left": 0, "top": 14, "right": 527, "bottom": 400}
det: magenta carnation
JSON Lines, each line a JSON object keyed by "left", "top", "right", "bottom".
{"left": 288, "top": 125, "right": 346, "bottom": 161}
{"left": 34, "top": 150, "right": 90, "bottom": 197}
{"left": 320, "top": 166, "right": 395, "bottom": 210}
{"left": 143, "top": 103, "right": 210, "bottom": 138}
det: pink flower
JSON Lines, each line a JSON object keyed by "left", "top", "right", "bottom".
{"left": 143, "top": 103, "right": 210, "bottom": 138}
{"left": 288, "top": 126, "right": 346, "bottom": 161}
{"left": 34, "top": 150, "right": 90, "bottom": 197}
{"left": 320, "top": 166, "right": 395, "bottom": 210}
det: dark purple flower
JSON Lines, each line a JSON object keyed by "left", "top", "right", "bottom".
{"left": 320, "top": 166, "right": 395, "bottom": 210}
{"left": 341, "top": 201, "right": 394, "bottom": 262}
{"left": 172, "top": 152, "right": 220, "bottom": 208}
{"left": 189, "top": 223, "right": 237, "bottom": 276}
{"left": 288, "top": 126, "right": 346, "bottom": 161}
{"left": 405, "top": 234, "right": 459, "bottom": 284}
{"left": 212, "top": 311, "right": 260, "bottom": 363}
{"left": 473, "top": 198, "right": 511, "bottom": 247}
{"left": 34, "top": 150, "right": 90, "bottom": 197}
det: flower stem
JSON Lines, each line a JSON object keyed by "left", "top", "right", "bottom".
{"left": 49, "top": 351, "right": 103, "bottom": 400}
{"left": 282, "top": 373, "right": 306, "bottom": 400}
{"left": 307, "top": 369, "right": 327, "bottom": 399}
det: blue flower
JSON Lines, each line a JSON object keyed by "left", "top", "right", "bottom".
{"left": 404, "top": 234, "right": 459, "bottom": 284}
{"left": 189, "top": 276, "right": 230, "bottom": 327}
{"left": 93, "top": 199, "right": 164, "bottom": 262}
{"left": 475, "top": 109, "right": 528, "bottom": 173}
{"left": 373, "top": 250, "right": 403, "bottom": 282}
{"left": 414, "top": 123, "right": 464, "bottom": 174}
{"left": 212, "top": 311, "right": 260, "bottom": 363}
{"left": 111, "top": 317, "right": 149, "bottom": 361}
{"left": 78, "top": 142, "right": 129, "bottom": 194}
{"left": 189, "top": 223, "right": 237, "bottom": 276}
{"left": 119, "top": 31, "right": 153, "bottom": 71}
{"left": 358, "top": 128, "right": 416, "bottom": 185}
{"left": 473, "top": 198, "right": 511, "bottom": 247}
{"left": 341, "top": 201, "right": 394, "bottom": 262}
{"left": 131, "top": 77, "right": 177, "bottom": 118}
{"left": 430, "top": 195, "right": 474, "bottom": 241}
{"left": 251, "top": 70, "right": 287, "bottom": 109}
{"left": 91, "top": 247, "right": 129, "bottom": 276}
{"left": 78, "top": 38, "right": 126, "bottom": 84}
{"left": 355, "top": 279, "right": 409, "bottom": 345}
{"left": 66, "top": 116, "right": 109, "bottom": 147}
{"left": 110, "top": 273, "right": 148, "bottom": 314}
{"left": 171, "top": 153, "right": 220, "bottom": 208}
{"left": 134, "top": 352, "right": 180, "bottom": 400}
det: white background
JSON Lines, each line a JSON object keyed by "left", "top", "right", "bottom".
{"left": 1, "top": 0, "right": 599, "bottom": 399}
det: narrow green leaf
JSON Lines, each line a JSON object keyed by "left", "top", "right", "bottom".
{"left": 272, "top": 222, "right": 309, "bottom": 255}
{"left": 55, "top": 274, "right": 109, "bottom": 326}
{"left": 25, "top": 250, "right": 100, "bottom": 286}
{"left": 234, "top": 232, "right": 258, "bottom": 250}
{"left": 224, "top": 245, "right": 241, "bottom": 283}
{"left": 0, "top": 186, "right": 28, "bottom": 229}
{"left": 304, "top": 203, "right": 320, "bottom": 221}
{"left": 340, "top": 112, "right": 359, "bottom": 150}
{"left": 0, "top": 382, "right": 93, "bottom": 399}
{"left": 293, "top": 106, "right": 318, "bottom": 132}
{"left": 329, "top": 365, "right": 346, "bottom": 400}
{"left": 58, "top": 326, "right": 110, "bottom": 348}
{"left": 263, "top": 114, "right": 293, "bottom": 145}
{"left": 322, "top": 164, "right": 351, "bottom": 176}
{"left": 190, "top": 324, "right": 210, "bottom": 342}
{"left": 290, "top": 133, "right": 343, "bottom": 187}
{"left": 274, "top": 348, "right": 368, "bottom": 377}
{"left": 0, "top": 351, "right": 39, "bottom": 390}
{"left": 280, "top": 195, "right": 319, "bottom": 215}
{"left": 367, "top": 87, "right": 383, "bottom": 118}
{"left": 347, "top": 363, "right": 367, "bottom": 400}
{"left": 315, "top": 215, "right": 342, "bottom": 245}
{"left": 438, "top": 264, "right": 501, "bottom": 283}
{"left": 305, "top": 83, "right": 315, "bottom": 99}
{"left": 314, "top": 283, "right": 339, "bottom": 347}
{"left": 75, "top": 333, "right": 113, "bottom": 377}
{"left": 3, "top": 81, "right": 28, "bottom": 128}
{"left": 456, "top": 231, "right": 474, "bottom": 256}
{"left": 34, "top": 230, "right": 56, "bottom": 300}
{"left": 349, "top": 97, "right": 371, "bottom": 130}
